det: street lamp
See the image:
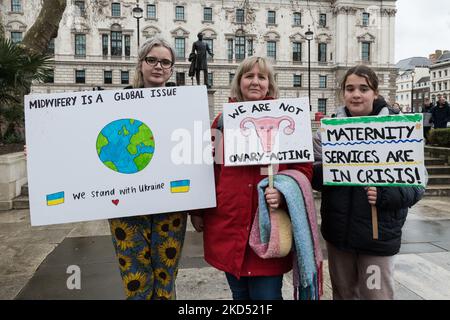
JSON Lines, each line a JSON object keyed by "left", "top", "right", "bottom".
{"left": 132, "top": 1, "right": 143, "bottom": 50}
{"left": 410, "top": 70, "right": 415, "bottom": 113}
{"left": 305, "top": 26, "right": 314, "bottom": 112}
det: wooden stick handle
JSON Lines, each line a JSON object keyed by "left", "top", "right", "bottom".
{"left": 371, "top": 205, "right": 379, "bottom": 240}
{"left": 268, "top": 164, "right": 274, "bottom": 188}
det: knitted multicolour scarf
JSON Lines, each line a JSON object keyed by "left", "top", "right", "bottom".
{"left": 280, "top": 169, "right": 323, "bottom": 299}
{"left": 251, "top": 172, "right": 323, "bottom": 300}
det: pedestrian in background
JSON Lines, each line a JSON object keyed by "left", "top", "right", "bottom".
{"left": 431, "top": 96, "right": 450, "bottom": 129}
{"left": 421, "top": 97, "right": 433, "bottom": 142}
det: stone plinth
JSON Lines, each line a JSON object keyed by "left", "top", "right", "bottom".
{"left": 0, "top": 152, "right": 27, "bottom": 210}
{"left": 207, "top": 89, "right": 216, "bottom": 123}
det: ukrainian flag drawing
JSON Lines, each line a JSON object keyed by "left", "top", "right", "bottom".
{"left": 46, "top": 191, "right": 65, "bottom": 206}
{"left": 170, "top": 180, "right": 190, "bottom": 193}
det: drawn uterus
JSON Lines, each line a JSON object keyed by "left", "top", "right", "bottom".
{"left": 240, "top": 116, "right": 295, "bottom": 152}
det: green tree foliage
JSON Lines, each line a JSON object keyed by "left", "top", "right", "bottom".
{"left": 0, "top": 38, "right": 53, "bottom": 142}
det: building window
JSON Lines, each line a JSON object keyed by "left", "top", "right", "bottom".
{"left": 124, "top": 35, "right": 130, "bottom": 57}
{"left": 247, "top": 39, "right": 253, "bottom": 57}
{"left": 75, "top": 1, "right": 86, "bottom": 16}
{"left": 121, "top": 71, "right": 129, "bottom": 85}
{"left": 445, "top": 70, "right": 448, "bottom": 77}
{"left": 175, "top": 6, "right": 184, "bottom": 20}
{"left": 176, "top": 72, "right": 185, "bottom": 86}
{"left": 10, "top": 31, "right": 22, "bottom": 44}
{"left": 75, "top": 70, "right": 85, "bottom": 84}
{"left": 75, "top": 34, "right": 86, "bottom": 57}
{"left": 267, "top": 11, "right": 276, "bottom": 24}
{"left": 362, "top": 42, "right": 370, "bottom": 61}
{"left": 267, "top": 41, "right": 276, "bottom": 60}
{"left": 46, "top": 38, "right": 55, "bottom": 55}
{"left": 319, "top": 14, "right": 327, "bottom": 27}
{"left": 439, "top": 71, "right": 442, "bottom": 78}
{"left": 318, "top": 43, "right": 327, "bottom": 62}
{"left": 208, "top": 72, "right": 213, "bottom": 87}
{"left": 293, "top": 42, "right": 302, "bottom": 62}
{"left": 433, "top": 83, "right": 436, "bottom": 91}
{"left": 104, "top": 70, "right": 112, "bottom": 84}
{"left": 362, "top": 12, "right": 370, "bottom": 26}
{"left": 102, "top": 34, "right": 108, "bottom": 56}
{"left": 111, "top": 31, "right": 122, "bottom": 56}
{"left": 111, "top": 2, "right": 121, "bottom": 17}
{"left": 433, "top": 72, "right": 436, "bottom": 79}
{"left": 235, "top": 36, "right": 245, "bottom": 61}
{"left": 147, "top": 4, "right": 156, "bottom": 19}
{"left": 236, "top": 9, "right": 244, "bottom": 23}
{"left": 203, "top": 7, "right": 212, "bottom": 21}
{"left": 229, "top": 73, "right": 235, "bottom": 84}
{"left": 439, "top": 83, "right": 442, "bottom": 91}
{"left": 175, "top": 37, "right": 185, "bottom": 59}
{"left": 293, "top": 12, "right": 301, "bottom": 26}
{"left": 11, "top": 0, "right": 22, "bottom": 12}
{"left": 44, "top": 69, "right": 54, "bottom": 83}
{"left": 227, "top": 39, "right": 233, "bottom": 61}
{"left": 319, "top": 75, "right": 327, "bottom": 88}
{"left": 318, "top": 99, "right": 327, "bottom": 114}
{"left": 293, "top": 74, "right": 302, "bottom": 87}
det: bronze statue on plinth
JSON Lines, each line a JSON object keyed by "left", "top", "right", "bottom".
{"left": 189, "top": 33, "right": 214, "bottom": 88}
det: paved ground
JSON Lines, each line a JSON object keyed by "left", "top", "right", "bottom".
{"left": 1, "top": 197, "right": 450, "bottom": 300}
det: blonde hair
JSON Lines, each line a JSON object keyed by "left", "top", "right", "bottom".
{"left": 132, "top": 36, "right": 175, "bottom": 88}
{"left": 230, "top": 56, "right": 279, "bottom": 101}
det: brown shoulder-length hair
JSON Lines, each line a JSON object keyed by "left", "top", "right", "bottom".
{"left": 132, "top": 36, "right": 175, "bottom": 88}
{"left": 229, "top": 56, "right": 279, "bottom": 101}
{"left": 340, "top": 65, "right": 379, "bottom": 94}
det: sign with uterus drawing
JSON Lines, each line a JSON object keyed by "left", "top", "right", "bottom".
{"left": 223, "top": 98, "right": 314, "bottom": 166}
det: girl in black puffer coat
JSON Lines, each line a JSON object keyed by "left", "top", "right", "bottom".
{"left": 312, "top": 65, "right": 425, "bottom": 300}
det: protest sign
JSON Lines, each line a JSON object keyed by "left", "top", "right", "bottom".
{"left": 24, "top": 86, "right": 216, "bottom": 226}
{"left": 320, "top": 114, "right": 426, "bottom": 187}
{"left": 222, "top": 97, "right": 314, "bottom": 166}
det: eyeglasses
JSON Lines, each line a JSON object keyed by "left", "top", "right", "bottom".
{"left": 143, "top": 56, "right": 173, "bottom": 69}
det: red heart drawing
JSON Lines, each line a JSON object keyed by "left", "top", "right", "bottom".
{"left": 112, "top": 199, "right": 119, "bottom": 206}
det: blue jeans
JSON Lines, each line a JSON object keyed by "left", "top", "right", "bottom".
{"left": 225, "top": 273, "right": 283, "bottom": 300}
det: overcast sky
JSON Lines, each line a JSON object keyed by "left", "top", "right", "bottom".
{"left": 395, "top": 0, "right": 450, "bottom": 63}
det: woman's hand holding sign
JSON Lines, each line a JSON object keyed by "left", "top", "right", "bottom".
{"left": 265, "top": 187, "right": 285, "bottom": 210}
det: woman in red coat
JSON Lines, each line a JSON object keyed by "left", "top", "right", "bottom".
{"left": 191, "top": 56, "right": 312, "bottom": 300}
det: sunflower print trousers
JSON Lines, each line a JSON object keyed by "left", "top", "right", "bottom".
{"left": 109, "top": 212, "right": 187, "bottom": 300}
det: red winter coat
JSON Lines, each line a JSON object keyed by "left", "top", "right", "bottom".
{"left": 201, "top": 99, "right": 313, "bottom": 279}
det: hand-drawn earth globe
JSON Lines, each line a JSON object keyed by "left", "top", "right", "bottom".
{"left": 96, "top": 119, "right": 155, "bottom": 174}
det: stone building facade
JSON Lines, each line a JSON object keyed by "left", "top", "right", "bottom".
{"left": 2, "top": 0, "right": 398, "bottom": 118}
{"left": 413, "top": 76, "right": 431, "bottom": 112}
{"left": 430, "top": 51, "right": 450, "bottom": 103}
{"left": 395, "top": 67, "right": 429, "bottom": 113}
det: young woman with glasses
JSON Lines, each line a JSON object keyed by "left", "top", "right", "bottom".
{"left": 108, "top": 37, "right": 187, "bottom": 300}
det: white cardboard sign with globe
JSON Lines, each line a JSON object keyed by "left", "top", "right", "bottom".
{"left": 24, "top": 86, "right": 216, "bottom": 226}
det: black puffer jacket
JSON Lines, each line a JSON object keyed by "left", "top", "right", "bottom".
{"left": 312, "top": 99, "right": 425, "bottom": 256}
{"left": 431, "top": 102, "right": 450, "bottom": 129}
